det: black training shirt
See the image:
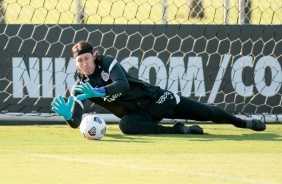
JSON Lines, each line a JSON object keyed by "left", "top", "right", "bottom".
{"left": 66, "top": 55, "right": 160, "bottom": 128}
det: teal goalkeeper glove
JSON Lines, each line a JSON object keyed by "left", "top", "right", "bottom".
{"left": 51, "top": 95, "right": 74, "bottom": 120}
{"left": 74, "top": 82, "right": 106, "bottom": 101}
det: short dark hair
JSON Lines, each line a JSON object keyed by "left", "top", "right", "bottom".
{"left": 72, "top": 40, "right": 100, "bottom": 59}
{"left": 72, "top": 40, "right": 93, "bottom": 55}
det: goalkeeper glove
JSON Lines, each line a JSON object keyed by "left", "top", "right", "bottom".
{"left": 51, "top": 95, "right": 74, "bottom": 120}
{"left": 74, "top": 82, "right": 106, "bottom": 101}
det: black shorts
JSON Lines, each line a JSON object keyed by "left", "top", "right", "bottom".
{"left": 145, "top": 88, "right": 180, "bottom": 119}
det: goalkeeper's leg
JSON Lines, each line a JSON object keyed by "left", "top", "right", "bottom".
{"left": 119, "top": 111, "right": 203, "bottom": 134}
{"left": 172, "top": 97, "right": 266, "bottom": 131}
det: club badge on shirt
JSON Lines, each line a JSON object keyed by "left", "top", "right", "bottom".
{"left": 101, "top": 70, "right": 110, "bottom": 82}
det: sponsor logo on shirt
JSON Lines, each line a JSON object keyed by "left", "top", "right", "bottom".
{"left": 101, "top": 70, "right": 110, "bottom": 82}
{"left": 103, "top": 93, "right": 122, "bottom": 102}
{"left": 155, "top": 92, "right": 174, "bottom": 104}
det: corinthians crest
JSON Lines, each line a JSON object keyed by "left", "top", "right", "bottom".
{"left": 101, "top": 70, "right": 110, "bottom": 82}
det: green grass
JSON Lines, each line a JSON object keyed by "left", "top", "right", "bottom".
{"left": 0, "top": 124, "right": 282, "bottom": 184}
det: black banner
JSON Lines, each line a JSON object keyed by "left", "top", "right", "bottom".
{"left": 0, "top": 24, "right": 281, "bottom": 114}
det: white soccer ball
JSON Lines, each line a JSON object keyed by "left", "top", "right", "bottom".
{"left": 80, "top": 115, "right": 106, "bottom": 140}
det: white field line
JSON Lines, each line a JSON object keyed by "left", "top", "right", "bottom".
{"left": 1, "top": 149, "right": 280, "bottom": 184}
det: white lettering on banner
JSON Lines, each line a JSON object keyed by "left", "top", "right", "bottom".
{"left": 42, "top": 57, "right": 53, "bottom": 97}
{"left": 121, "top": 55, "right": 281, "bottom": 101}
{"left": 231, "top": 56, "right": 282, "bottom": 97}
{"left": 168, "top": 56, "right": 206, "bottom": 97}
{"left": 208, "top": 54, "right": 231, "bottom": 103}
{"left": 12, "top": 55, "right": 282, "bottom": 99}
{"left": 13, "top": 57, "right": 40, "bottom": 98}
{"left": 167, "top": 57, "right": 186, "bottom": 95}
{"left": 12, "top": 57, "right": 76, "bottom": 98}
{"left": 185, "top": 57, "right": 206, "bottom": 97}
{"left": 138, "top": 56, "right": 167, "bottom": 89}
{"left": 254, "top": 56, "right": 282, "bottom": 97}
{"left": 231, "top": 56, "right": 254, "bottom": 97}
{"left": 54, "top": 58, "right": 76, "bottom": 97}
{"left": 120, "top": 56, "right": 138, "bottom": 72}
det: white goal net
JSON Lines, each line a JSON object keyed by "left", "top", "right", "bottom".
{"left": 0, "top": 0, "right": 281, "bottom": 123}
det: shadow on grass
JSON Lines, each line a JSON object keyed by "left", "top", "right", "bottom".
{"left": 187, "top": 133, "right": 282, "bottom": 142}
{"left": 103, "top": 134, "right": 154, "bottom": 143}
{"left": 104, "top": 132, "right": 282, "bottom": 142}
{"left": 2, "top": 123, "right": 281, "bottom": 142}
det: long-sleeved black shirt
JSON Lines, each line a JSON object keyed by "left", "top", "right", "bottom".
{"left": 67, "top": 55, "right": 160, "bottom": 128}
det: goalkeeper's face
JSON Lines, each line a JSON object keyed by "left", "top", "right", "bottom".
{"left": 75, "top": 53, "right": 95, "bottom": 75}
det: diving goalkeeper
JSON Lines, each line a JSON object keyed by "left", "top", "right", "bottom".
{"left": 51, "top": 40, "right": 266, "bottom": 134}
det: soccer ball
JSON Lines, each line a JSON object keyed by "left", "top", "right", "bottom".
{"left": 80, "top": 115, "right": 106, "bottom": 140}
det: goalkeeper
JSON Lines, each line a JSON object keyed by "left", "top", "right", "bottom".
{"left": 51, "top": 40, "right": 266, "bottom": 134}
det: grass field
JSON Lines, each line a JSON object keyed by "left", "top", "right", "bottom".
{"left": 0, "top": 123, "right": 281, "bottom": 184}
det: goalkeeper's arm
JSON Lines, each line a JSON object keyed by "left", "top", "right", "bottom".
{"left": 65, "top": 97, "right": 85, "bottom": 129}
{"left": 51, "top": 95, "right": 85, "bottom": 129}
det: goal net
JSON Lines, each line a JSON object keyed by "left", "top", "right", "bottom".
{"left": 0, "top": 0, "right": 281, "bottom": 123}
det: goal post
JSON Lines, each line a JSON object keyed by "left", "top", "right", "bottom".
{"left": 0, "top": 0, "right": 281, "bottom": 124}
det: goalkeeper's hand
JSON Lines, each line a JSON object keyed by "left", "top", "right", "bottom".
{"left": 51, "top": 95, "right": 74, "bottom": 120}
{"left": 74, "top": 82, "right": 106, "bottom": 101}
